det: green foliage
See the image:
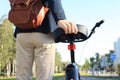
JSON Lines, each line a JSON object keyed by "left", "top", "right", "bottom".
{"left": 54, "top": 50, "right": 63, "bottom": 73}
{"left": 117, "top": 63, "right": 120, "bottom": 76}
{"left": 104, "top": 50, "right": 115, "bottom": 71}
{"left": 90, "top": 57, "right": 95, "bottom": 68}
{"left": 55, "top": 50, "right": 62, "bottom": 67}
{"left": 95, "top": 52, "right": 100, "bottom": 61}
{"left": 0, "top": 73, "right": 65, "bottom": 80}
{"left": 82, "top": 59, "right": 90, "bottom": 70}
{"left": 0, "top": 17, "right": 15, "bottom": 70}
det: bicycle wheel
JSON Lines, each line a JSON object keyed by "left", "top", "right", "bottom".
{"left": 65, "top": 63, "right": 80, "bottom": 80}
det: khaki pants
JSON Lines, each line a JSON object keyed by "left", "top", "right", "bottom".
{"left": 16, "top": 33, "right": 55, "bottom": 80}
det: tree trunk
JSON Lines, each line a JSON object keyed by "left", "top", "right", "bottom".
{"left": 6, "top": 60, "right": 11, "bottom": 76}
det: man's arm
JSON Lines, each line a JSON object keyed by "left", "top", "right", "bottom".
{"left": 48, "top": 0, "right": 66, "bottom": 20}
{"left": 48, "top": 0, "right": 78, "bottom": 34}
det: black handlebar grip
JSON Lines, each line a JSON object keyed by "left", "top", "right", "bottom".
{"left": 96, "top": 20, "right": 104, "bottom": 27}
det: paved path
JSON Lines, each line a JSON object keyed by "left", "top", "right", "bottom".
{"left": 81, "top": 76, "right": 119, "bottom": 80}
{"left": 59, "top": 76, "right": 119, "bottom": 80}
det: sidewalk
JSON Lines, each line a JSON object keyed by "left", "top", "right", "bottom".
{"left": 80, "top": 72, "right": 119, "bottom": 80}
{"left": 81, "top": 76, "right": 119, "bottom": 80}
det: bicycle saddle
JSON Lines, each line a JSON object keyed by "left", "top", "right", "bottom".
{"left": 53, "top": 24, "right": 88, "bottom": 43}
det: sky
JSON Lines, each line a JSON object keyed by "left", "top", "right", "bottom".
{"left": 0, "top": 0, "right": 120, "bottom": 65}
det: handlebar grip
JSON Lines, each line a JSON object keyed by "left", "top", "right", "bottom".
{"left": 95, "top": 20, "right": 104, "bottom": 27}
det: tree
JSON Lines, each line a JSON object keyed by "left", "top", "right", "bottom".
{"left": 54, "top": 50, "right": 62, "bottom": 73}
{"left": 82, "top": 59, "right": 90, "bottom": 71}
{"left": 107, "top": 50, "right": 115, "bottom": 72}
{"left": 95, "top": 52, "right": 101, "bottom": 70}
{"left": 95, "top": 52, "right": 100, "bottom": 62}
{"left": 90, "top": 57, "right": 95, "bottom": 68}
{"left": 0, "top": 16, "right": 15, "bottom": 76}
{"left": 90, "top": 57, "right": 95, "bottom": 76}
{"left": 55, "top": 51, "right": 62, "bottom": 66}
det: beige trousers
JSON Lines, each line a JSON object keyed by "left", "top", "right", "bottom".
{"left": 16, "top": 33, "right": 55, "bottom": 80}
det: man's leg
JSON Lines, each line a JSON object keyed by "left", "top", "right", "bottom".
{"left": 16, "top": 33, "right": 34, "bottom": 80}
{"left": 34, "top": 33, "right": 55, "bottom": 80}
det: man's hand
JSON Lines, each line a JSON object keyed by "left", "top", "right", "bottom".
{"left": 57, "top": 20, "right": 78, "bottom": 34}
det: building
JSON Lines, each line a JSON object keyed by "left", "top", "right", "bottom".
{"left": 114, "top": 37, "right": 120, "bottom": 68}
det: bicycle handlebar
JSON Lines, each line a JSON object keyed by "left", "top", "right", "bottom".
{"left": 85, "top": 20, "right": 104, "bottom": 40}
{"left": 94, "top": 20, "right": 104, "bottom": 27}
{"left": 70, "top": 19, "right": 104, "bottom": 42}
{"left": 54, "top": 19, "right": 104, "bottom": 43}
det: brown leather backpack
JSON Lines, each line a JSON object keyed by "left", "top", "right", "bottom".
{"left": 8, "top": 0, "right": 49, "bottom": 29}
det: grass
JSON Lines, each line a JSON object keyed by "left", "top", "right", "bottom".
{"left": 52, "top": 73, "right": 65, "bottom": 80}
{"left": 0, "top": 73, "right": 65, "bottom": 80}
{"left": 0, "top": 72, "right": 119, "bottom": 80}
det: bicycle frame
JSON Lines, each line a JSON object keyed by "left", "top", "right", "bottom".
{"left": 64, "top": 20, "right": 104, "bottom": 80}
{"left": 65, "top": 42, "right": 80, "bottom": 80}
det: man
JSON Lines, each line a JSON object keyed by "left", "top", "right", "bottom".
{"left": 14, "top": 0, "right": 78, "bottom": 80}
